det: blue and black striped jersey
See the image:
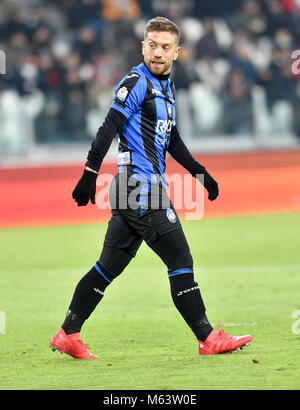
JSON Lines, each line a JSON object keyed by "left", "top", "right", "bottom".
{"left": 86, "top": 62, "right": 204, "bottom": 189}
{"left": 111, "top": 63, "right": 176, "bottom": 184}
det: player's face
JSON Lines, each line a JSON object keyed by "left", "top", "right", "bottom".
{"left": 142, "top": 31, "right": 180, "bottom": 75}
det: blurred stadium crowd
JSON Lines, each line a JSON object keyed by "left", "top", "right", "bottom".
{"left": 1, "top": 0, "right": 300, "bottom": 155}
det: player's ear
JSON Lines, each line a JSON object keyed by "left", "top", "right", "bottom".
{"left": 173, "top": 46, "right": 181, "bottom": 61}
{"left": 141, "top": 40, "right": 145, "bottom": 56}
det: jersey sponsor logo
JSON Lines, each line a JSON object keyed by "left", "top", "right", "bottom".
{"left": 117, "top": 86, "right": 129, "bottom": 101}
{"left": 166, "top": 207, "right": 177, "bottom": 223}
{"left": 155, "top": 119, "right": 176, "bottom": 145}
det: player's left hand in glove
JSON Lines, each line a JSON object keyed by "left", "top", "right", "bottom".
{"left": 196, "top": 167, "right": 219, "bottom": 201}
{"left": 72, "top": 169, "right": 97, "bottom": 206}
{"left": 203, "top": 169, "right": 219, "bottom": 201}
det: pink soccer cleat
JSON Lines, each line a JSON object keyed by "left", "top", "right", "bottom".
{"left": 198, "top": 322, "right": 253, "bottom": 355}
{"left": 50, "top": 328, "right": 99, "bottom": 359}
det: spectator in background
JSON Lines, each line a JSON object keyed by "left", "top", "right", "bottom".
{"left": 31, "top": 24, "right": 53, "bottom": 56}
{"left": 194, "top": 17, "right": 232, "bottom": 94}
{"left": 75, "top": 0, "right": 103, "bottom": 25}
{"left": 264, "top": 0, "right": 295, "bottom": 35}
{"left": 7, "top": 55, "right": 42, "bottom": 97}
{"left": 37, "top": 52, "right": 61, "bottom": 96}
{"left": 170, "top": 44, "right": 200, "bottom": 136}
{"left": 137, "top": 0, "right": 155, "bottom": 18}
{"left": 60, "top": 87, "right": 92, "bottom": 140}
{"left": 221, "top": 69, "right": 254, "bottom": 135}
{"left": 34, "top": 52, "right": 62, "bottom": 142}
{"left": 91, "top": 53, "right": 122, "bottom": 93}
{"left": 99, "top": 0, "right": 142, "bottom": 72}
{"left": 230, "top": 43, "right": 258, "bottom": 85}
{"left": 257, "top": 26, "right": 297, "bottom": 110}
{"left": 193, "top": 0, "right": 240, "bottom": 20}
{"left": 57, "top": 66, "right": 91, "bottom": 140}
{"left": 196, "top": 18, "right": 222, "bottom": 60}
{"left": 232, "top": 0, "right": 267, "bottom": 39}
{"left": 293, "top": 17, "right": 300, "bottom": 44}
{"left": 60, "top": 68, "right": 86, "bottom": 102}
{"left": 61, "top": 51, "right": 82, "bottom": 73}
{"left": 111, "top": 18, "right": 141, "bottom": 71}
{"left": 73, "top": 25, "right": 102, "bottom": 63}
{"left": 51, "top": 0, "right": 102, "bottom": 29}
{"left": 163, "top": 0, "right": 194, "bottom": 20}
{"left": 258, "top": 52, "right": 297, "bottom": 110}
{"left": 150, "top": 0, "right": 194, "bottom": 19}
{"left": 171, "top": 44, "right": 200, "bottom": 90}
{"left": 0, "top": 8, "right": 31, "bottom": 40}
{"left": 5, "top": 31, "right": 31, "bottom": 70}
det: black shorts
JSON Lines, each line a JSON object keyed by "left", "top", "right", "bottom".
{"left": 103, "top": 173, "right": 182, "bottom": 256}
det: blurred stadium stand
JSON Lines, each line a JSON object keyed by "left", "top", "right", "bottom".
{"left": 0, "top": 0, "right": 300, "bottom": 167}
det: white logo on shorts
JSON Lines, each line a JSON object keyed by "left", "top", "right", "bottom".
{"left": 166, "top": 208, "right": 176, "bottom": 223}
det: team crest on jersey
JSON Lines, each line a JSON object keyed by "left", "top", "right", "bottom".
{"left": 117, "top": 86, "right": 128, "bottom": 101}
{"left": 166, "top": 208, "right": 176, "bottom": 223}
{"left": 167, "top": 102, "right": 172, "bottom": 118}
{"left": 152, "top": 88, "right": 162, "bottom": 95}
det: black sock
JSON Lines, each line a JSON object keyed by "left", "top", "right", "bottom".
{"left": 61, "top": 247, "right": 132, "bottom": 335}
{"left": 169, "top": 273, "right": 213, "bottom": 342}
{"left": 62, "top": 310, "right": 85, "bottom": 335}
{"left": 62, "top": 264, "right": 111, "bottom": 335}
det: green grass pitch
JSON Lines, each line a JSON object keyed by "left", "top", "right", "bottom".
{"left": 0, "top": 212, "right": 300, "bottom": 390}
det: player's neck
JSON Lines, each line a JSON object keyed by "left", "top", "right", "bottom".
{"left": 143, "top": 62, "right": 170, "bottom": 80}
{"left": 152, "top": 72, "right": 170, "bottom": 80}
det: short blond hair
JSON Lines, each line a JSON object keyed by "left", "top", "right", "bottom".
{"left": 144, "top": 16, "right": 180, "bottom": 44}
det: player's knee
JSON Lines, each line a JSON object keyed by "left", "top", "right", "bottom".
{"left": 167, "top": 250, "right": 193, "bottom": 276}
{"left": 98, "top": 245, "right": 133, "bottom": 280}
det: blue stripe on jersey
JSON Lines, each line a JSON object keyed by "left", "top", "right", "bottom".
{"left": 153, "top": 80, "right": 170, "bottom": 178}
{"left": 122, "top": 112, "right": 155, "bottom": 177}
{"left": 138, "top": 180, "right": 149, "bottom": 209}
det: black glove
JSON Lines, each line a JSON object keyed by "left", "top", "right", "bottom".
{"left": 196, "top": 167, "right": 219, "bottom": 201}
{"left": 72, "top": 169, "right": 97, "bottom": 206}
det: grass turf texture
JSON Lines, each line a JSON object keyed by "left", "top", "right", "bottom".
{"left": 0, "top": 212, "right": 300, "bottom": 390}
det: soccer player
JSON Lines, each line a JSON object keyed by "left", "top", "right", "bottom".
{"left": 50, "top": 17, "right": 253, "bottom": 358}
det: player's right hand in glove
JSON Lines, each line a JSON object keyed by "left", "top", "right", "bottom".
{"left": 72, "top": 169, "right": 97, "bottom": 206}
